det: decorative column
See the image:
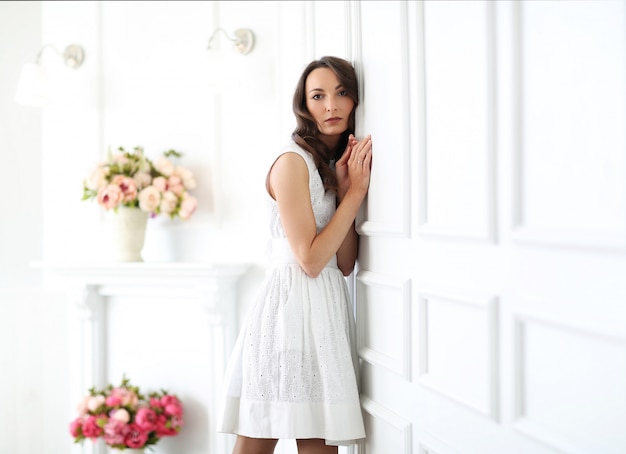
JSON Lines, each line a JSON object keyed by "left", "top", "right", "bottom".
{"left": 200, "top": 275, "right": 240, "bottom": 454}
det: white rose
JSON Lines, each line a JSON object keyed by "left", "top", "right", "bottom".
{"left": 174, "top": 166, "right": 197, "bottom": 190}
{"left": 159, "top": 190, "right": 178, "bottom": 214}
{"left": 134, "top": 171, "right": 152, "bottom": 189}
{"left": 111, "top": 408, "right": 130, "bottom": 423}
{"left": 87, "top": 394, "right": 105, "bottom": 412}
{"left": 138, "top": 185, "right": 161, "bottom": 212}
{"left": 112, "top": 152, "right": 128, "bottom": 165}
{"left": 76, "top": 395, "right": 91, "bottom": 416}
{"left": 85, "top": 166, "right": 109, "bottom": 190}
{"left": 153, "top": 156, "right": 174, "bottom": 176}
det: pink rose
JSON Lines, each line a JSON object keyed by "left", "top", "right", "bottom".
{"left": 97, "top": 184, "right": 123, "bottom": 210}
{"left": 103, "top": 418, "right": 129, "bottom": 446}
{"left": 82, "top": 414, "right": 106, "bottom": 439}
{"left": 69, "top": 417, "right": 83, "bottom": 438}
{"left": 149, "top": 397, "right": 162, "bottom": 409}
{"left": 170, "top": 414, "right": 184, "bottom": 431}
{"left": 161, "top": 395, "right": 183, "bottom": 417}
{"left": 109, "top": 388, "right": 138, "bottom": 409}
{"left": 155, "top": 414, "right": 178, "bottom": 437}
{"left": 124, "top": 423, "right": 148, "bottom": 448}
{"left": 167, "top": 175, "right": 185, "bottom": 196}
{"left": 135, "top": 407, "right": 157, "bottom": 432}
{"left": 138, "top": 185, "right": 161, "bottom": 212}
{"left": 106, "top": 395, "right": 122, "bottom": 407}
{"left": 152, "top": 176, "right": 168, "bottom": 192}
{"left": 179, "top": 194, "right": 197, "bottom": 220}
{"left": 160, "top": 394, "right": 180, "bottom": 408}
{"left": 112, "top": 175, "right": 138, "bottom": 203}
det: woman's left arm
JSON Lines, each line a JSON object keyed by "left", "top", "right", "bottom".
{"left": 335, "top": 134, "right": 368, "bottom": 276}
{"left": 336, "top": 219, "right": 359, "bottom": 276}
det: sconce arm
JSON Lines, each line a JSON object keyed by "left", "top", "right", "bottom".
{"left": 35, "top": 43, "right": 85, "bottom": 68}
{"left": 207, "top": 28, "right": 254, "bottom": 55}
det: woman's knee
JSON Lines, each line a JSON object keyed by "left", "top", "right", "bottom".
{"left": 233, "top": 435, "right": 278, "bottom": 454}
{"left": 296, "top": 438, "right": 338, "bottom": 454}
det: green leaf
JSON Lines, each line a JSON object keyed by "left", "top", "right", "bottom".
{"left": 163, "top": 149, "right": 183, "bottom": 158}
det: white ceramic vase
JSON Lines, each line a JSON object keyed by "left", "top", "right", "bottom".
{"left": 108, "top": 206, "right": 149, "bottom": 262}
{"left": 109, "top": 449, "right": 145, "bottom": 454}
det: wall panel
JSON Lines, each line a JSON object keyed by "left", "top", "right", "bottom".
{"left": 418, "top": 290, "right": 498, "bottom": 419}
{"left": 513, "top": 313, "right": 626, "bottom": 454}
{"left": 358, "top": 0, "right": 410, "bottom": 237}
{"left": 356, "top": 271, "right": 411, "bottom": 379}
{"left": 418, "top": 1, "right": 496, "bottom": 241}
{"left": 512, "top": 0, "right": 626, "bottom": 249}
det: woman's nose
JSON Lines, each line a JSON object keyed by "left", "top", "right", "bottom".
{"left": 326, "top": 98, "right": 336, "bottom": 111}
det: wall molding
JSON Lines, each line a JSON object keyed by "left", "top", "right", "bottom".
{"left": 360, "top": 396, "right": 413, "bottom": 454}
{"left": 512, "top": 309, "right": 626, "bottom": 453}
{"left": 417, "top": 288, "right": 499, "bottom": 420}
{"left": 416, "top": 1, "right": 498, "bottom": 243}
{"left": 356, "top": 270, "right": 412, "bottom": 380}
{"left": 509, "top": 1, "right": 626, "bottom": 252}
{"left": 356, "top": 0, "right": 411, "bottom": 239}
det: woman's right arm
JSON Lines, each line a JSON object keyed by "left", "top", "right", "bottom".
{"left": 269, "top": 138, "right": 372, "bottom": 277}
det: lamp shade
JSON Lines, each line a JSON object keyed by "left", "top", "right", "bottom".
{"left": 15, "top": 62, "right": 49, "bottom": 107}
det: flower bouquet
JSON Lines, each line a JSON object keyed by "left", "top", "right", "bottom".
{"left": 82, "top": 146, "right": 198, "bottom": 220}
{"left": 69, "top": 376, "right": 184, "bottom": 451}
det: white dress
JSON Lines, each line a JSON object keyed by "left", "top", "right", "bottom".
{"left": 217, "top": 141, "right": 365, "bottom": 445}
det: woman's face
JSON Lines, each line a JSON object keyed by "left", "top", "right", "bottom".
{"left": 305, "top": 67, "right": 354, "bottom": 147}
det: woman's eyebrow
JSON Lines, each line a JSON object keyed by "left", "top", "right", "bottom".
{"left": 308, "top": 84, "right": 344, "bottom": 94}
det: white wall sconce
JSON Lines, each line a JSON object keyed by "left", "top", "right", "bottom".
{"left": 207, "top": 28, "right": 255, "bottom": 55}
{"left": 15, "top": 44, "right": 85, "bottom": 107}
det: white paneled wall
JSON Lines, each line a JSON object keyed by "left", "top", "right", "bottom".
{"left": 0, "top": 290, "right": 68, "bottom": 454}
{"left": 3, "top": 1, "right": 626, "bottom": 453}
{"left": 356, "top": 1, "right": 626, "bottom": 453}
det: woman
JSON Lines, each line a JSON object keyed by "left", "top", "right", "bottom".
{"left": 218, "top": 56, "right": 372, "bottom": 454}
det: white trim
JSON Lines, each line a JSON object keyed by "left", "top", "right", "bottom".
{"left": 360, "top": 396, "right": 413, "bottom": 454}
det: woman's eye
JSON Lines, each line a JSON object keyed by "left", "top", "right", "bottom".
{"left": 312, "top": 94, "right": 322, "bottom": 100}
{"left": 338, "top": 90, "right": 348, "bottom": 96}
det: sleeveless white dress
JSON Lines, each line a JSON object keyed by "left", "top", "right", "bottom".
{"left": 217, "top": 141, "right": 365, "bottom": 445}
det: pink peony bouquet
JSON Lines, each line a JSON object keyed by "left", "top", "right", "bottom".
{"left": 82, "top": 146, "right": 198, "bottom": 220}
{"left": 69, "top": 376, "right": 184, "bottom": 450}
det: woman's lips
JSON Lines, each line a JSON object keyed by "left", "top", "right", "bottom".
{"left": 325, "top": 117, "right": 341, "bottom": 123}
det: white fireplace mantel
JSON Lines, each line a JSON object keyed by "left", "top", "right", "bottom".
{"left": 38, "top": 261, "right": 249, "bottom": 454}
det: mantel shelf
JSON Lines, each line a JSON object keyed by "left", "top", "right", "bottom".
{"left": 34, "top": 261, "right": 250, "bottom": 285}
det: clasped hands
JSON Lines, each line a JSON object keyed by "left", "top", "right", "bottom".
{"left": 336, "top": 134, "right": 372, "bottom": 201}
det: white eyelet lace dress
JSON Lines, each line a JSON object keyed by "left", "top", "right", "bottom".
{"left": 217, "top": 141, "right": 365, "bottom": 446}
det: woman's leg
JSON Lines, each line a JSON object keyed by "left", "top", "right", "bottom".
{"left": 296, "top": 438, "right": 338, "bottom": 454}
{"left": 232, "top": 435, "right": 278, "bottom": 454}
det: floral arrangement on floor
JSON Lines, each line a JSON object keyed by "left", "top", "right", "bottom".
{"left": 69, "top": 376, "right": 184, "bottom": 451}
{"left": 82, "top": 146, "right": 198, "bottom": 220}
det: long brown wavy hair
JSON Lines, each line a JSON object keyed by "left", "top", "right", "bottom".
{"left": 292, "top": 56, "right": 359, "bottom": 193}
